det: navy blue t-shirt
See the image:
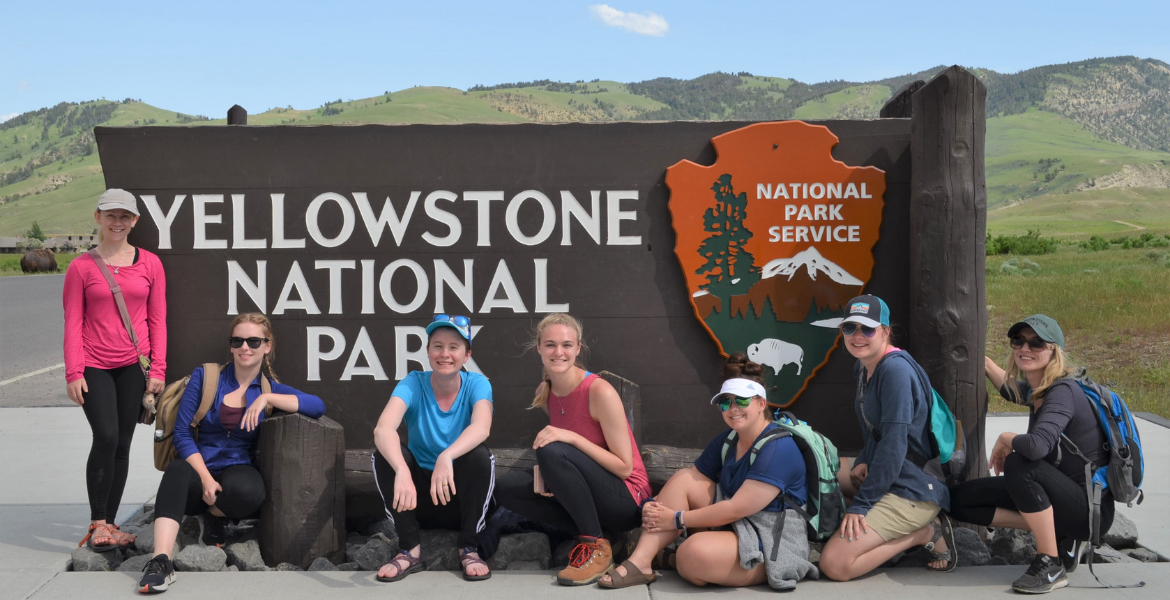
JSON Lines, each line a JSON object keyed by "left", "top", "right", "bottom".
{"left": 694, "top": 424, "right": 808, "bottom": 511}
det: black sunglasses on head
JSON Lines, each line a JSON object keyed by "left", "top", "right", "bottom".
{"left": 1009, "top": 336, "right": 1048, "bottom": 351}
{"left": 229, "top": 336, "right": 269, "bottom": 349}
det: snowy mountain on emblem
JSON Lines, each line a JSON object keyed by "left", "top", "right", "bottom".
{"left": 761, "top": 246, "right": 863, "bottom": 286}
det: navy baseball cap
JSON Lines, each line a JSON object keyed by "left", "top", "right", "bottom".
{"left": 841, "top": 295, "right": 890, "bottom": 329}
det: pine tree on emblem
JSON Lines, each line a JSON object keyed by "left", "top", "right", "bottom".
{"left": 695, "top": 174, "right": 760, "bottom": 311}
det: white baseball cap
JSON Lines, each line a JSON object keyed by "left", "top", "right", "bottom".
{"left": 709, "top": 378, "right": 767, "bottom": 405}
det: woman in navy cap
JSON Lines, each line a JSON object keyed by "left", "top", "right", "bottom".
{"left": 819, "top": 294, "right": 956, "bottom": 581}
{"left": 949, "top": 314, "right": 1112, "bottom": 594}
{"left": 370, "top": 314, "right": 495, "bottom": 582}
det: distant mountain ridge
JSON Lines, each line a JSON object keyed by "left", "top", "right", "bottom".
{"left": 2, "top": 55, "right": 1169, "bottom": 236}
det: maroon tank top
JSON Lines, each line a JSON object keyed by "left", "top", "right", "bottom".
{"left": 221, "top": 405, "right": 245, "bottom": 432}
{"left": 549, "top": 373, "right": 652, "bottom": 504}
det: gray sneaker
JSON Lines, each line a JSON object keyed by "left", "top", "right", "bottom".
{"left": 1012, "top": 554, "right": 1068, "bottom": 594}
{"left": 1058, "top": 538, "right": 1086, "bottom": 574}
{"left": 137, "top": 554, "right": 175, "bottom": 594}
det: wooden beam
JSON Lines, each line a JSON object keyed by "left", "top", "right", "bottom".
{"left": 880, "top": 80, "right": 925, "bottom": 119}
{"left": 908, "top": 66, "right": 989, "bottom": 482}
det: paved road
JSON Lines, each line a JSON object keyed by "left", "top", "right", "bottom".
{"left": 0, "top": 274, "right": 70, "bottom": 407}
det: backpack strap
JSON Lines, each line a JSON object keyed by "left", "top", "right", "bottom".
{"left": 191, "top": 363, "right": 222, "bottom": 432}
{"left": 720, "top": 430, "right": 738, "bottom": 464}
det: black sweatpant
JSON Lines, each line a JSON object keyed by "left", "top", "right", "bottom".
{"left": 372, "top": 443, "right": 496, "bottom": 550}
{"left": 494, "top": 441, "right": 641, "bottom": 538}
{"left": 949, "top": 452, "right": 1114, "bottom": 541}
{"left": 154, "top": 458, "right": 266, "bottom": 523}
{"left": 80, "top": 364, "right": 145, "bottom": 521}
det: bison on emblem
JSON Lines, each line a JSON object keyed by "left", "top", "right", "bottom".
{"left": 748, "top": 338, "right": 804, "bottom": 376}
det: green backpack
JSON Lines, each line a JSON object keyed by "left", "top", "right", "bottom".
{"left": 720, "top": 411, "right": 844, "bottom": 541}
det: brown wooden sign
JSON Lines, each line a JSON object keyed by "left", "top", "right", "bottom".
{"left": 666, "top": 122, "right": 886, "bottom": 406}
{"left": 96, "top": 120, "right": 915, "bottom": 452}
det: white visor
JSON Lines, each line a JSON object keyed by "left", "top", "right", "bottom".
{"left": 709, "top": 378, "right": 767, "bottom": 405}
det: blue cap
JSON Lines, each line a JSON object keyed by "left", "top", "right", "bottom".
{"left": 842, "top": 295, "right": 890, "bottom": 328}
{"left": 425, "top": 314, "right": 472, "bottom": 345}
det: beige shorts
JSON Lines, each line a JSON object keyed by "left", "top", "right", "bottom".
{"left": 864, "top": 493, "right": 940, "bottom": 541}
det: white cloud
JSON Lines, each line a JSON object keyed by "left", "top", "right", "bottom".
{"left": 589, "top": 4, "right": 669, "bottom": 37}
{"left": 0, "top": 113, "right": 17, "bottom": 123}
{"left": 17, "top": 80, "right": 33, "bottom": 93}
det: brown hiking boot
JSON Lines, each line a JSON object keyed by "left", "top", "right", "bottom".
{"left": 556, "top": 536, "right": 613, "bottom": 586}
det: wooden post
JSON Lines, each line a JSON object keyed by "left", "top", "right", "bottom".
{"left": 880, "top": 80, "right": 925, "bottom": 119}
{"left": 257, "top": 413, "right": 346, "bottom": 568}
{"left": 598, "top": 370, "right": 641, "bottom": 445}
{"left": 227, "top": 105, "right": 247, "bottom": 125}
{"left": 907, "top": 66, "right": 988, "bottom": 482}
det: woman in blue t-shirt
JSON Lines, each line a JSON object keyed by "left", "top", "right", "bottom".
{"left": 598, "top": 354, "right": 817, "bottom": 591}
{"left": 818, "top": 294, "right": 955, "bottom": 581}
{"left": 371, "top": 315, "right": 495, "bottom": 583}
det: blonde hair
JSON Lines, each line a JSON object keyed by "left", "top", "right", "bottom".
{"left": 229, "top": 312, "right": 279, "bottom": 383}
{"left": 1003, "top": 343, "right": 1072, "bottom": 404}
{"left": 526, "top": 313, "right": 587, "bottom": 409}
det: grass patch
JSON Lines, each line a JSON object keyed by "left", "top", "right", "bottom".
{"left": 987, "top": 187, "right": 1170, "bottom": 241}
{"left": 0, "top": 251, "right": 80, "bottom": 276}
{"left": 793, "top": 85, "right": 892, "bottom": 120}
{"left": 985, "top": 247, "right": 1170, "bottom": 416}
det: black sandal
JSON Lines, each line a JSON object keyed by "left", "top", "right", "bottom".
{"left": 922, "top": 513, "right": 958, "bottom": 572}
{"left": 376, "top": 549, "right": 426, "bottom": 582}
{"left": 460, "top": 546, "right": 492, "bottom": 581}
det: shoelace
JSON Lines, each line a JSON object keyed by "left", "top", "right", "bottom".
{"left": 142, "top": 556, "right": 168, "bottom": 575}
{"left": 567, "top": 541, "right": 596, "bottom": 568}
{"left": 1024, "top": 555, "right": 1054, "bottom": 577}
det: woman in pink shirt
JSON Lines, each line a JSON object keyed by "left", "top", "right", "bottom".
{"left": 494, "top": 313, "right": 651, "bottom": 586}
{"left": 62, "top": 189, "right": 167, "bottom": 552}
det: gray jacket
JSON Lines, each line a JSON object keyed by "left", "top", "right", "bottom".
{"left": 717, "top": 487, "right": 820, "bottom": 590}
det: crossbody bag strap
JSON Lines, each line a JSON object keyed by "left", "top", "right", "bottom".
{"left": 87, "top": 249, "right": 148, "bottom": 374}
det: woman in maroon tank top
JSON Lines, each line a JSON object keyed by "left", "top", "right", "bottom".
{"left": 493, "top": 313, "right": 651, "bottom": 586}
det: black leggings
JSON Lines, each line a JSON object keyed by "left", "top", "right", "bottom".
{"left": 949, "top": 453, "right": 1114, "bottom": 541}
{"left": 80, "top": 364, "right": 145, "bottom": 521}
{"left": 372, "top": 443, "right": 496, "bottom": 550}
{"left": 494, "top": 441, "right": 641, "bottom": 538}
{"left": 154, "top": 459, "right": 266, "bottom": 523}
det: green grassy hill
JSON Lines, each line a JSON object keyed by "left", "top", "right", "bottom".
{"left": 3, "top": 56, "right": 1170, "bottom": 237}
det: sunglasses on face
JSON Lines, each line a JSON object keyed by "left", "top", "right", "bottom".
{"left": 717, "top": 396, "right": 755, "bottom": 412}
{"left": 229, "top": 337, "right": 269, "bottom": 349}
{"left": 840, "top": 322, "right": 877, "bottom": 338}
{"left": 1010, "top": 336, "right": 1049, "bottom": 351}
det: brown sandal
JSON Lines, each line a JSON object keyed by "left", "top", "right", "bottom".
{"left": 598, "top": 559, "right": 657, "bottom": 589}
{"left": 376, "top": 550, "right": 426, "bottom": 582}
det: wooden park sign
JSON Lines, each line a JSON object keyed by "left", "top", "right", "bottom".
{"left": 96, "top": 67, "right": 989, "bottom": 480}
{"left": 667, "top": 122, "right": 886, "bottom": 406}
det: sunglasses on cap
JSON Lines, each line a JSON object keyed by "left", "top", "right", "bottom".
{"left": 1010, "top": 336, "right": 1049, "bottom": 351}
{"left": 717, "top": 395, "right": 755, "bottom": 411}
{"left": 840, "top": 322, "right": 877, "bottom": 338}
{"left": 434, "top": 314, "right": 470, "bottom": 328}
{"left": 229, "top": 336, "right": 269, "bottom": 349}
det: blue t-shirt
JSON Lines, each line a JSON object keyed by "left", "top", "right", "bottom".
{"left": 693, "top": 424, "right": 807, "bottom": 511}
{"left": 394, "top": 371, "right": 493, "bottom": 470}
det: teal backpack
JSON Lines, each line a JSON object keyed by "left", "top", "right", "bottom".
{"left": 720, "top": 411, "right": 844, "bottom": 541}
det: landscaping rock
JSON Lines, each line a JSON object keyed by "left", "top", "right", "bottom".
{"left": 134, "top": 526, "right": 180, "bottom": 556}
{"left": 121, "top": 508, "right": 155, "bottom": 532}
{"left": 361, "top": 518, "right": 397, "bottom": 540}
{"left": 309, "top": 557, "right": 340, "bottom": 571}
{"left": 116, "top": 553, "right": 153, "bottom": 573}
{"left": 223, "top": 565, "right": 239, "bottom": 572}
{"left": 1102, "top": 512, "right": 1139, "bottom": 549}
{"left": 174, "top": 545, "right": 227, "bottom": 572}
{"left": 348, "top": 533, "right": 396, "bottom": 571}
{"left": 420, "top": 529, "right": 461, "bottom": 571}
{"left": 989, "top": 528, "right": 1036, "bottom": 565}
{"left": 275, "top": 562, "right": 303, "bottom": 571}
{"left": 893, "top": 526, "right": 991, "bottom": 568}
{"left": 226, "top": 539, "right": 268, "bottom": 571}
{"left": 486, "top": 532, "right": 551, "bottom": 571}
{"left": 71, "top": 547, "right": 120, "bottom": 571}
{"left": 1120, "top": 547, "right": 1162, "bottom": 563}
{"left": 1091, "top": 544, "right": 1139, "bottom": 563}
{"left": 178, "top": 516, "right": 201, "bottom": 548}
{"left": 338, "top": 562, "right": 361, "bottom": 571}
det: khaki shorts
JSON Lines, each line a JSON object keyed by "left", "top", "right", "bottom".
{"left": 864, "top": 493, "right": 940, "bottom": 541}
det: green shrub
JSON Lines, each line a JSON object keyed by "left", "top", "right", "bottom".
{"left": 999, "top": 263, "right": 1020, "bottom": 274}
{"left": 986, "top": 230, "right": 1060, "bottom": 255}
{"left": 1109, "top": 235, "right": 1130, "bottom": 245}
{"left": 1081, "top": 235, "right": 1111, "bottom": 251}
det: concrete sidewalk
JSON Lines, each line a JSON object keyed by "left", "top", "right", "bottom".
{"left": 3, "top": 407, "right": 1167, "bottom": 600}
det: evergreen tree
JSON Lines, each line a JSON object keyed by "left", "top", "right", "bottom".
{"left": 695, "top": 174, "right": 760, "bottom": 310}
{"left": 27, "top": 221, "right": 45, "bottom": 242}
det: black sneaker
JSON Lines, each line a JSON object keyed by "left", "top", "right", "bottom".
{"left": 1012, "top": 553, "right": 1068, "bottom": 594}
{"left": 137, "top": 554, "right": 175, "bottom": 594}
{"left": 1058, "top": 538, "right": 1086, "bottom": 574}
{"left": 201, "top": 513, "right": 228, "bottom": 546}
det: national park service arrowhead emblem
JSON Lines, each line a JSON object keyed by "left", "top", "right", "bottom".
{"left": 666, "top": 121, "right": 886, "bottom": 407}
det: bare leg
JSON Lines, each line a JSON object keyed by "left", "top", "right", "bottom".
{"left": 599, "top": 468, "right": 715, "bottom": 585}
{"left": 207, "top": 505, "right": 226, "bottom": 517}
{"left": 1020, "top": 507, "right": 1058, "bottom": 556}
{"left": 152, "top": 517, "right": 181, "bottom": 557}
{"left": 990, "top": 507, "right": 1029, "bottom": 530}
{"left": 838, "top": 458, "right": 858, "bottom": 499}
{"left": 676, "top": 531, "right": 766, "bottom": 587}
{"left": 820, "top": 519, "right": 940, "bottom": 581}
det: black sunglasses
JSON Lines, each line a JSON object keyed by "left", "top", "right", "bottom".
{"left": 1009, "top": 336, "right": 1048, "bottom": 351}
{"left": 840, "top": 322, "right": 877, "bottom": 338}
{"left": 229, "top": 336, "right": 269, "bottom": 349}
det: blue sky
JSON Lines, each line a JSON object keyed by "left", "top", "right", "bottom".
{"left": 2, "top": 0, "right": 1167, "bottom": 120}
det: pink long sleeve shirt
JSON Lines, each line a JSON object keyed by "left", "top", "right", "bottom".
{"left": 62, "top": 250, "right": 167, "bottom": 383}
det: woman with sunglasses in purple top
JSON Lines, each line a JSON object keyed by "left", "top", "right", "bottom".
{"left": 137, "top": 313, "right": 325, "bottom": 594}
{"left": 371, "top": 314, "right": 496, "bottom": 583}
{"left": 819, "top": 295, "right": 956, "bottom": 581}
{"left": 948, "top": 315, "right": 1112, "bottom": 594}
